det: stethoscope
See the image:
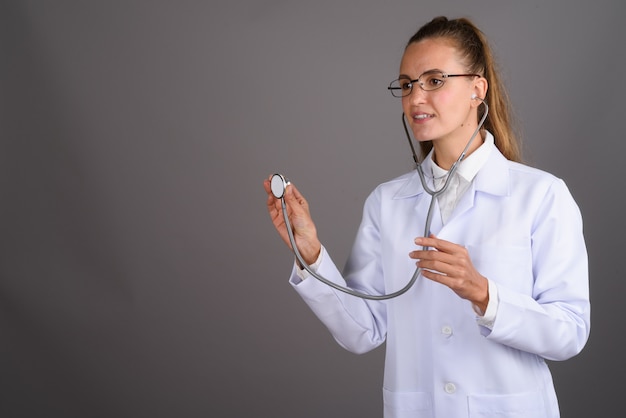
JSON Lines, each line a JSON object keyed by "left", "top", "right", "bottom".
{"left": 270, "top": 96, "right": 489, "bottom": 300}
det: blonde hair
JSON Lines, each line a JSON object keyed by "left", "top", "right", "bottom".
{"left": 406, "top": 16, "right": 522, "bottom": 162}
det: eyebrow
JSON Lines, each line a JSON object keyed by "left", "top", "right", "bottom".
{"left": 398, "top": 68, "right": 445, "bottom": 79}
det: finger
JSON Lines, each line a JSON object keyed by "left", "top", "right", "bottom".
{"left": 420, "top": 268, "right": 445, "bottom": 282}
{"left": 265, "top": 188, "right": 282, "bottom": 214}
{"left": 284, "top": 183, "right": 311, "bottom": 215}
{"left": 417, "top": 258, "right": 457, "bottom": 277}
{"left": 264, "top": 178, "right": 280, "bottom": 205}
{"left": 285, "top": 182, "right": 303, "bottom": 203}
{"left": 410, "top": 249, "right": 451, "bottom": 263}
{"left": 414, "top": 236, "right": 462, "bottom": 254}
{"left": 419, "top": 268, "right": 456, "bottom": 288}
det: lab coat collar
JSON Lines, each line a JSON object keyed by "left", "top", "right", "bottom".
{"left": 393, "top": 132, "right": 510, "bottom": 200}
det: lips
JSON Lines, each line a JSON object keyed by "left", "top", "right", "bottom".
{"left": 412, "top": 113, "right": 434, "bottom": 121}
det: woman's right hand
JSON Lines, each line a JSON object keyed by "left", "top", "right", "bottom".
{"left": 263, "top": 176, "right": 321, "bottom": 265}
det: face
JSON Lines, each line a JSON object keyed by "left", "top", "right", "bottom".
{"left": 400, "top": 38, "right": 484, "bottom": 147}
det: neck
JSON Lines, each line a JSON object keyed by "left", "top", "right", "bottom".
{"left": 432, "top": 129, "right": 483, "bottom": 170}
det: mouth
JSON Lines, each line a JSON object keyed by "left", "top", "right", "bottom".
{"left": 412, "top": 113, "right": 434, "bottom": 121}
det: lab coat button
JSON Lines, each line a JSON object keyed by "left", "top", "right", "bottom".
{"left": 444, "top": 382, "right": 456, "bottom": 394}
{"left": 441, "top": 325, "right": 453, "bottom": 337}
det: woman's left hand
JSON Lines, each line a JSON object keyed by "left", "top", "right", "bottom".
{"left": 410, "top": 235, "right": 489, "bottom": 313}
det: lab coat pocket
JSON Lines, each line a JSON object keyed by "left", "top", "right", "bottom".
{"left": 468, "top": 391, "right": 546, "bottom": 417}
{"left": 383, "top": 388, "right": 433, "bottom": 418}
{"left": 466, "top": 244, "right": 533, "bottom": 295}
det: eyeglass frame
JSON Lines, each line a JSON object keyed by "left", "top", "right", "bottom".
{"left": 388, "top": 70, "right": 481, "bottom": 97}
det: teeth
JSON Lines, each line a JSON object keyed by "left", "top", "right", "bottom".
{"left": 414, "top": 114, "right": 431, "bottom": 120}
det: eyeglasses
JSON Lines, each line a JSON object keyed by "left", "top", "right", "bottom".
{"left": 388, "top": 70, "right": 480, "bottom": 97}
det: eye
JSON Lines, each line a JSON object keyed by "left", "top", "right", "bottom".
{"left": 400, "top": 81, "right": 413, "bottom": 91}
{"left": 426, "top": 76, "right": 444, "bottom": 88}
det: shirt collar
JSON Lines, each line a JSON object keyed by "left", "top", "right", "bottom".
{"left": 428, "top": 131, "right": 494, "bottom": 183}
{"left": 394, "top": 131, "right": 499, "bottom": 199}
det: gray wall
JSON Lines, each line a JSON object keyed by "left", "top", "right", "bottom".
{"left": 1, "top": 1, "right": 623, "bottom": 417}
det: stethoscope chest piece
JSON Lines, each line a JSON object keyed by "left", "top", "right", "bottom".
{"left": 270, "top": 173, "right": 289, "bottom": 199}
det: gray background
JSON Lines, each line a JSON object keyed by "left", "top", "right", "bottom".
{"left": 1, "top": 1, "right": 623, "bottom": 417}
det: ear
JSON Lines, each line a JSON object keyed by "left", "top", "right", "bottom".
{"left": 471, "top": 76, "right": 488, "bottom": 104}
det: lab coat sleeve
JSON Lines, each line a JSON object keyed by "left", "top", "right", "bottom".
{"left": 485, "top": 178, "right": 590, "bottom": 361}
{"left": 289, "top": 191, "right": 387, "bottom": 355}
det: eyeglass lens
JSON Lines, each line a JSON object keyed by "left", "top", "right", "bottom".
{"left": 388, "top": 71, "right": 447, "bottom": 97}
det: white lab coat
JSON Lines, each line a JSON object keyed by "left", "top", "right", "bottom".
{"left": 289, "top": 143, "right": 590, "bottom": 418}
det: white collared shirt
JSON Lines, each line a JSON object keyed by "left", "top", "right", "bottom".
{"left": 429, "top": 132, "right": 494, "bottom": 224}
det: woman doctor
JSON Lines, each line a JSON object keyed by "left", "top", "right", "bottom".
{"left": 263, "top": 16, "right": 590, "bottom": 418}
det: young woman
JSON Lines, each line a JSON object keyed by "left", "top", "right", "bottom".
{"left": 263, "top": 16, "right": 590, "bottom": 418}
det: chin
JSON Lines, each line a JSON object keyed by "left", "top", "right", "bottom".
{"left": 411, "top": 131, "right": 437, "bottom": 143}
{"left": 410, "top": 126, "right": 439, "bottom": 143}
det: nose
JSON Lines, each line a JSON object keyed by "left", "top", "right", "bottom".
{"left": 408, "top": 84, "right": 427, "bottom": 104}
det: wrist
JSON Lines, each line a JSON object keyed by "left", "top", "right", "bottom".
{"left": 301, "top": 242, "right": 321, "bottom": 265}
{"left": 473, "top": 277, "right": 490, "bottom": 315}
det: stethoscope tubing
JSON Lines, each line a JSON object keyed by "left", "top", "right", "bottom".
{"left": 278, "top": 99, "right": 489, "bottom": 300}
{"left": 281, "top": 196, "right": 425, "bottom": 300}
